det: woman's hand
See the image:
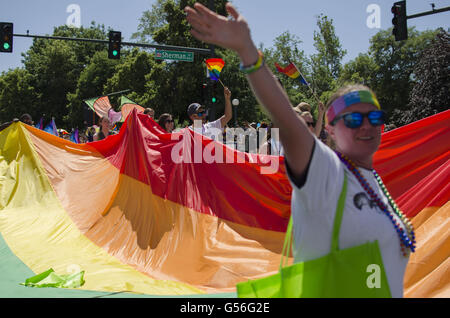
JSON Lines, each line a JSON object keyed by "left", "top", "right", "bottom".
{"left": 184, "top": 2, "right": 257, "bottom": 64}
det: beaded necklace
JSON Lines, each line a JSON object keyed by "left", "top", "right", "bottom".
{"left": 335, "top": 151, "right": 416, "bottom": 257}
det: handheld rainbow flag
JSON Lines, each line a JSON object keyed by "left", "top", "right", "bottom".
{"left": 275, "top": 62, "right": 308, "bottom": 85}
{"left": 275, "top": 62, "right": 322, "bottom": 105}
{"left": 205, "top": 58, "right": 225, "bottom": 81}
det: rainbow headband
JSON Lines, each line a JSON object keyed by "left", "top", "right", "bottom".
{"left": 326, "top": 90, "right": 380, "bottom": 124}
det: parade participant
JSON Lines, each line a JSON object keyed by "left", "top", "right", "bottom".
{"left": 19, "top": 113, "right": 34, "bottom": 126}
{"left": 93, "top": 116, "right": 115, "bottom": 141}
{"left": 294, "top": 102, "right": 326, "bottom": 138}
{"left": 158, "top": 113, "right": 175, "bottom": 133}
{"left": 184, "top": 2, "right": 415, "bottom": 297}
{"left": 144, "top": 108, "right": 155, "bottom": 119}
{"left": 187, "top": 86, "right": 232, "bottom": 140}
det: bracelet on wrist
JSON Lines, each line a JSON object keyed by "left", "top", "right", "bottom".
{"left": 239, "top": 50, "right": 264, "bottom": 74}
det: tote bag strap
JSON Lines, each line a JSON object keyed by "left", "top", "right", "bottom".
{"left": 330, "top": 173, "right": 348, "bottom": 252}
{"left": 280, "top": 215, "right": 294, "bottom": 270}
{"left": 279, "top": 173, "right": 348, "bottom": 270}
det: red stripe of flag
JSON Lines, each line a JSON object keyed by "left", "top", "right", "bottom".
{"left": 275, "top": 62, "right": 300, "bottom": 79}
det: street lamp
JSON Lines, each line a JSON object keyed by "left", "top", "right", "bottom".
{"left": 232, "top": 98, "right": 239, "bottom": 127}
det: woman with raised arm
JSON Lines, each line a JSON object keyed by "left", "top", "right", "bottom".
{"left": 185, "top": 3, "right": 415, "bottom": 297}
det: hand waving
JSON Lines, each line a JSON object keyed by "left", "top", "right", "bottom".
{"left": 185, "top": 3, "right": 255, "bottom": 59}
{"left": 318, "top": 101, "right": 326, "bottom": 114}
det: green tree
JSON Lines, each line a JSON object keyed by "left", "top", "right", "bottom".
{"left": 0, "top": 68, "right": 38, "bottom": 123}
{"left": 132, "top": 0, "right": 169, "bottom": 43}
{"left": 66, "top": 51, "right": 120, "bottom": 127}
{"left": 366, "top": 27, "right": 437, "bottom": 121}
{"left": 400, "top": 29, "right": 450, "bottom": 126}
{"left": 52, "top": 23, "right": 108, "bottom": 64}
{"left": 338, "top": 53, "right": 378, "bottom": 87}
{"left": 310, "top": 14, "right": 347, "bottom": 97}
{"left": 265, "top": 31, "right": 311, "bottom": 108}
{"left": 18, "top": 23, "right": 113, "bottom": 127}
{"left": 22, "top": 39, "right": 79, "bottom": 124}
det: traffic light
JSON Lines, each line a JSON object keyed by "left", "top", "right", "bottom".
{"left": 391, "top": 1, "right": 407, "bottom": 41}
{"left": 210, "top": 81, "right": 217, "bottom": 103}
{"left": 108, "top": 31, "right": 121, "bottom": 59}
{"left": 0, "top": 22, "right": 13, "bottom": 53}
{"left": 201, "top": 83, "right": 208, "bottom": 104}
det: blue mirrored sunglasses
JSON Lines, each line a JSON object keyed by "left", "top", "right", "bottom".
{"left": 196, "top": 111, "right": 207, "bottom": 117}
{"left": 331, "top": 110, "right": 385, "bottom": 128}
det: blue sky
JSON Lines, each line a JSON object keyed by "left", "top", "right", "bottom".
{"left": 0, "top": 0, "right": 449, "bottom": 73}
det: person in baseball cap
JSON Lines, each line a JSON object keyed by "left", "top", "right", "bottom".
{"left": 187, "top": 87, "right": 233, "bottom": 140}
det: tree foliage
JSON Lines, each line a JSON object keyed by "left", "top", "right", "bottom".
{"left": 398, "top": 29, "right": 450, "bottom": 126}
{"left": 265, "top": 31, "right": 310, "bottom": 108}
{"left": 0, "top": 2, "right": 446, "bottom": 130}
{"left": 310, "top": 14, "right": 347, "bottom": 97}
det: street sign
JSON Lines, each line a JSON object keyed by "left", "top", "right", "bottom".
{"left": 155, "top": 50, "right": 194, "bottom": 62}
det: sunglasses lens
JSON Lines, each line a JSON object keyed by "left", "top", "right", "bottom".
{"left": 368, "top": 111, "right": 385, "bottom": 126}
{"left": 343, "top": 113, "right": 363, "bottom": 128}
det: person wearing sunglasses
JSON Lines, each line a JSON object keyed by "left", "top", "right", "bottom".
{"left": 295, "top": 102, "right": 327, "bottom": 139}
{"left": 144, "top": 107, "right": 155, "bottom": 119}
{"left": 187, "top": 86, "right": 233, "bottom": 140}
{"left": 299, "top": 111, "right": 315, "bottom": 133}
{"left": 185, "top": 2, "right": 414, "bottom": 297}
{"left": 158, "top": 113, "right": 175, "bottom": 133}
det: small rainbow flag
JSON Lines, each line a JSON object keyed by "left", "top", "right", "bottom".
{"left": 205, "top": 58, "right": 225, "bottom": 81}
{"left": 275, "top": 62, "right": 308, "bottom": 85}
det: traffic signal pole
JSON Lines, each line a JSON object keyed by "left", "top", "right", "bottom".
{"left": 10, "top": 32, "right": 212, "bottom": 55}
{"left": 391, "top": 2, "right": 450, "bottom": 41}
{"left": 407, "top": 6, "right": 450, "bottom": 20}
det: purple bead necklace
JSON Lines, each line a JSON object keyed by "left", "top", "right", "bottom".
{"left": 335, "top": 151, "right": 416, "bottom": 257}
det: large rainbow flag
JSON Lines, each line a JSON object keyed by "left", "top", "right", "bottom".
{"left": 0, "top": 108, "right": 448, "bottom": 297}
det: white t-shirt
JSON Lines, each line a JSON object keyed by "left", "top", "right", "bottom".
{"left": 286, "top": 138, "right": 409, "bottom": 298}
{"left": 189, "top": 119, "right": 223, "bottom": 141}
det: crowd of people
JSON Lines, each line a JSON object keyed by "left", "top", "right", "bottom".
{"left": 0, "top": 91, "right": 332, "bottom": 157}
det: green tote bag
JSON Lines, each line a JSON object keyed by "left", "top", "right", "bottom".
{"left": 236, "top": 174, "right": 392, "bottom": 298}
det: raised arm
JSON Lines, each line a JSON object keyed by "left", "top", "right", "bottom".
{"left": 314, "top": 101, "right": 326, "bottom": 138}
{"left": 220, "top": 86, "right": 233, "bottom": 127}
{"left": 185, "top": 3, "right": 314, "bottom": 179}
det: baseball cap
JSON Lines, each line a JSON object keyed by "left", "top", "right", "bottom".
{"left": 187, "top": 103, "right": 203, "bottom": 116}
